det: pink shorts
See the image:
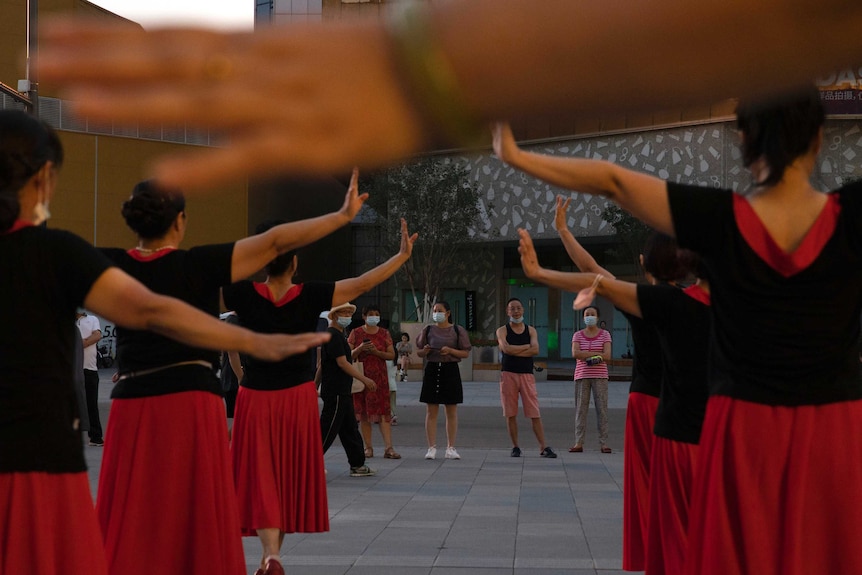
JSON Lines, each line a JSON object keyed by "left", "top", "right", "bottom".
{"left": 500, "top": 372, "right": 541, "bottom": 418}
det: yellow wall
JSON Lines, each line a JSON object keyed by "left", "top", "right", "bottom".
{"left": 52, "top": 132, "right": 249, "bottom": 249}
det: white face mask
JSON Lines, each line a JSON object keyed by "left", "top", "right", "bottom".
{"left": 509, "top": 316, "right": 524, "bottom": 324}
{"left": 336, "top": 316, "right": 352, "bottom": 328}
{"left": 584, "top": 316, "right": 598, "bottom": 327}
{"left": 432, "top": 311, "right": 446, "bottom": 323}
{"left": 365, "top": 316, "right": 380, "bottom": 326}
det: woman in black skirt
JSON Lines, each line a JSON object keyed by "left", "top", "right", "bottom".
{"left": 416, "top": 301, "right": 471, "bottom": 460}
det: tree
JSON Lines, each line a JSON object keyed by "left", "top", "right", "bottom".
{"left": 363, "top": 158, "right": 483, "bottom": 323}
{"left": 601, "top": 204, "right": 651, "bottom": 280}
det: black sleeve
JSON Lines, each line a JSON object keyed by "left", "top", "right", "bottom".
{"left": 304, "top": 281, "right": 336, "bottom": 319}
{"left": 52, "top": 230, "right": 113, "bottom": 310}
{"left": 667, "top": 182, "right": 734, "bottom": 257}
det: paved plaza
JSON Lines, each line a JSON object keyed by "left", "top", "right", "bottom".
{"left": 85, "top": 370, "right": 639, "bottom": 575}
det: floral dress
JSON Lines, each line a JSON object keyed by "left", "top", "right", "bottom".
{"left": 348, "top": 327, "right": 393, "bottom": 423}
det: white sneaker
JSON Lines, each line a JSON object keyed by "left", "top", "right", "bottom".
{"left": 424, "top": 446, "right": 437, "bottom": 460}
{"left": 445, "top": 447, "right": 461, "bottom": 460}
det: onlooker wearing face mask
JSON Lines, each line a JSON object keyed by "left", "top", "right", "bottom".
{"left": 571, "top": 306, "right": 612, "bottom": 453}
{"left": 348, "top": 304, "right": 400, "bottom": 460}
{"left": 318, "top": 303, "right": 376, "bottom": 477}
{"left": 416, "top": 301, "right": 472, "bottom": 460}
{"left": 496, "top": 297, "right": 557, "bottom": 459}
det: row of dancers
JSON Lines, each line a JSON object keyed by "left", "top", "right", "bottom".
{"left": 0, "top": 110, "right": 416, "bottom": 575}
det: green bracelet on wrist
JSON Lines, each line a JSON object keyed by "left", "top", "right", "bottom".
{"left": 386, "top": 2, "right": 486, "bottom": 149}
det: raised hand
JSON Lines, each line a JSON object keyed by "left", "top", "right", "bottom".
{"left": 340, "top": 167, "right": 369, "bottom": 221}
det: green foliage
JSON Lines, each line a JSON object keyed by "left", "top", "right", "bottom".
{"left": 363, "top": 158, "right": 482, "bottom": 322}
{"left": 601, "top": 204, "right": 651, "bottom": 277}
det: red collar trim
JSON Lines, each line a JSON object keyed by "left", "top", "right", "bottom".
{"left": 2, "top": 220, "right": 34, "bottom": 235}
{"left": 126, "top": 247, "right": 178, "bottom": 262}
{"left": 253, "top": 282, "right": 303, "bottom": 307}
{"left": 683, "top": 284, "right": 711, "bottom": 306}
{"left": 733, "top": 194, "right": 840, "bottom": 278}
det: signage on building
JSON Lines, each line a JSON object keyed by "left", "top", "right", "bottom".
{"left": 817, "top": 69, "right": 862, "bottom": 115}
{"left": 465, "top": 291, "right": 476, "bottom": 332}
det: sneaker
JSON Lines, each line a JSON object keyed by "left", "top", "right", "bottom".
{"left": 425, "top": 446, "right": 437, "bottom": 460}
{"left": 88, "top": 438, "right": 104, "bottom": 447}
{"left": 445, "top": 446, "right": 461, "bottom": 460}
{"left": 511, "top": 446, "right": 522, "bottom": 457}
{"left": 349, "top": 465, "right": 376, "bottom": 477}
{"left": 540, "top": 447, "right": 558, "bottom": 458}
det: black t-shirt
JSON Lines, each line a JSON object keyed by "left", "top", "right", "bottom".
{"left": 620, "top": 309, "right": 663, "bottom": 398}
{"left": 101, "top": 244, "right": 234, "bottom": 398}
{"left": 638, "top": 284, "right": 711, "bottom": 444}
{"left": 668, "top": 181, "right": 862, "bottom": 406}
{"left": 320, "top": 326, "right": 353, "bottom": 397}
{"left": 1, "top": 226, "right": 112, "bottom": 472}
{"left": 223, "top": 280, "right": 335, "bottom": 390}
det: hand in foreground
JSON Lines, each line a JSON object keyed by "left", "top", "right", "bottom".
{"left": 253, "top": 332, "right": 331, "bottom": 362}
{"left": 340, "top": 168, "right": 369, "bottom": 222}
{"left": 554, "top": 195, "right": 572, "bottom": 233}
{"left": 38, "top": 21, "right": 426, "bottom": 188}
{"left": 517, "top": 228, "right": 542, "bottom": 280}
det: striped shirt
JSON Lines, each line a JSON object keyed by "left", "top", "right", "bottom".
{"left": 573, "top": 329, "right": 612, "bottom": 380}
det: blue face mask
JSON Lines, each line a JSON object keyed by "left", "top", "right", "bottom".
{"left": 337, "top": 316, "right": 352, "bottom": 328}
{"left": 584, "top": 316, "right": 598, "bottom": 327}
{"left": 432, "top": 311, "right": 447, "bottom": 323}
{"left": 509, "top": 316, "right": 524, "bottom": 324}
{"left": 365, "top": 316, "right": 380, "bottom": 326}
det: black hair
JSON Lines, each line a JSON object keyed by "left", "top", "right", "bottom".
{"left": 736, "top": 84, "right": 824, "bottom": 187}
{"left": 677, "top": 248, "right": 707, "bottom": 280}
{"left": 434, "top": 300, "right": 451, "bottom": 313}
{"left": 121, "top": 180, "right": 186, "bottom": 239}
{"left": 0, "top": 110, "right": 64, "bottom": 232}
{"left": 641, "top": 232, "right": 688, "bottom": 282}
{"left": 362, "top": 304, "right": 381, "bottom": 316}
{"left": 584, "top": 306, "right": 600, "bottom": 317}
{"left": 506, "top": 297, "right": 523, "bottom": 306}
{"left": 399, "top": 332, "right": 410, "bottom": 341}
{"left": 254, "top": 219, "right": 296, "bottom": 277}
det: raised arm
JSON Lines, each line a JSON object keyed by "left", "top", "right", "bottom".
{"left": 332, "top": 218, "right": 417, "bottom": 305}
{"left": 39, "top": 0, "right": 862, "bottom": 187}
{"left": 230, "top": 167, "right": 366, "bottom": 282}
{"left": 494, "top": 123, "right": 673, "bottom": 236}
{"left": 554, "top": 196, "right": 615, "bottom": 278}
{"left": 85, "top": 268, "right": 330, "bottom": 362}
{"left": 519, "top": 229, "right": 642, "bottom": 318}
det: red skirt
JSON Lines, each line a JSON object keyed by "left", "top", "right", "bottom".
{"left": 646, "top": 436, "right": 698, "bottom": 575}
{"left": 97, "top": 391, "right": 245, "bottom": 575}
{"left": 685, "top": 395, "right": 862, "bottom": 575}
{"left": 623, "top": 391, "right": 658, "bottom": 572}
{"left": 231, "top": 382, "right": 329, "bottom": 535}
{"left": 0, "top": 471, "right": 107, "bottom": 575}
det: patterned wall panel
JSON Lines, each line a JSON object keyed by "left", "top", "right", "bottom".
{"left": 452, "top": 119, "right": 862, "bottom": 243}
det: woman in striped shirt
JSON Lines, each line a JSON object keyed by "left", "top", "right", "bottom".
{"left": 571, "top": 306, "right": 612, "bottom": 453}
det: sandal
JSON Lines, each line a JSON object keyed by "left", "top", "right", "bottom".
{"left": 384, "top": 447, "right": 402, "bottom": 459}
{"left": 364, "top": 447, "right": 374, "bottom": 458}
{"left": 601, "top": 445, "right": 612, "bottom": 454}
{"left": 568, "top": 444, "right": 584, "bottom": 453}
